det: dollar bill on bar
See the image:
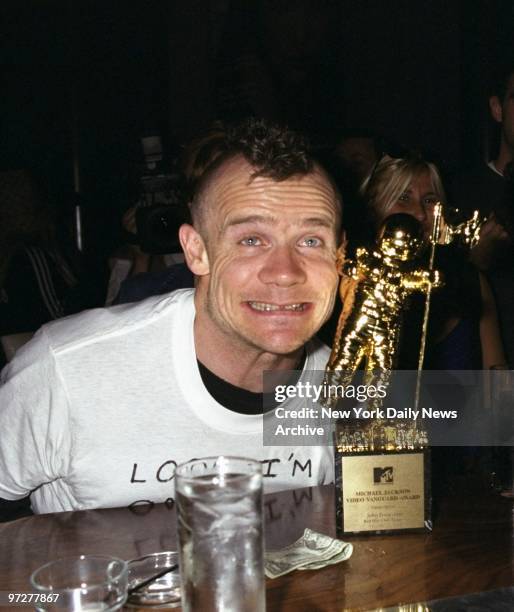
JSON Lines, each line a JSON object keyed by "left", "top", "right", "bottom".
{"left": 264, "top": 528, "right": 353, "bottom": 579}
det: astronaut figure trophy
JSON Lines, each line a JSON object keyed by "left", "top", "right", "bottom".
{"left": 328, "top": 207, "right": 486, "bottom": 535}
{"left": 325, "top": 213, "right": 442, "bottom": 451}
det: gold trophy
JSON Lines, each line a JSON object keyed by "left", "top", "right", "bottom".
{"left": 328, "top": 206, "right": 484, "bottom": 535}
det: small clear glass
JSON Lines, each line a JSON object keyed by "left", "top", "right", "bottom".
{"left": 126, "top": 551, "right": 181, "bottom": 608}
{"left": 175, "top": 456, "right": 265, "bottom": 612}
{"left": 30, "top": 554, "right": 128, "bottom": 611}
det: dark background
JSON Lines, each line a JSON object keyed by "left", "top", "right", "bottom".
{"left": 2, "top": 0, "right": 514, "bottom": 272}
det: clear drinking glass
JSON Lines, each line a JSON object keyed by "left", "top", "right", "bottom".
{"left": 175, "top": 456, "right": 265, "bottom": 612}
{"left": 30, "top": 554, "right": 128, "bottom": 611}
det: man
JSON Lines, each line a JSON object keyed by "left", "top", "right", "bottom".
{"left": 0, "top": 120, "right": 341, "bottom": 513}
{"left": 451, "top": 61, "right": 513, "bottom": 362}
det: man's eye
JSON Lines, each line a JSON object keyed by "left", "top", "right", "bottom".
{"left": 301, "top": 237, "right": 323, "bottom": 247}
{"left": 398, "top": 192, "right": 410, "bottom": 203}
{"left": 240, "top": 236, "right": 262, "bottom": 246}
{"left": 423, "top": 198, "right": 437, "bottom": 207}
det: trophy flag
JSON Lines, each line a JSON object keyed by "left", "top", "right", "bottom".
{"left": 414, "top": 203, "right": 443, "bottom": 412}
{"left": 414, "top": 204, "right": 486, "bottom": 411}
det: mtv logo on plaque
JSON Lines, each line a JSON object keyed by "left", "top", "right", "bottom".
{"left": 374, "top": 467, "right": 393, "bottom": 484}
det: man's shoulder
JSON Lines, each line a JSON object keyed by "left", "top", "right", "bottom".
{"left": 43, "top": 288, "right": 195, "bottom": 355}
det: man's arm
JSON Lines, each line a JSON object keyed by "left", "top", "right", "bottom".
{"left": 0, "top": 328, "right": 71, "bottom": 501}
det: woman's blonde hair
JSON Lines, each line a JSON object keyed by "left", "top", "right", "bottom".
{"left": 362, "top": 156, "right": 446, "bottom": 224}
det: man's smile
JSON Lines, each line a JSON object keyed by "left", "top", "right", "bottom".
{"left": 246, "top": 301, "right": 310, "bottom": 313}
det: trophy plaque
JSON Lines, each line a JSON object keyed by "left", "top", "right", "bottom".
{"left": 333, "top": 420, "right": 431, "bottom": 536}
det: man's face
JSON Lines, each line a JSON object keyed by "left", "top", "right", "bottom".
{"left": 490, "top": 73, "right": 514, "bottom": 155}
{"left": 191, "top": 157, "right": 340, "bottom": 356}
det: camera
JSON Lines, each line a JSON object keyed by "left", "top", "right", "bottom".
{"left": 132, "top": 133, "right": 190, "bottom": 255}
{"left": 135, "top": 171, "right": 189, "bottom": 255}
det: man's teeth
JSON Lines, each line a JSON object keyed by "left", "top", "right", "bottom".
{"left": 248, "top": 302, "right": 305, "bottom": 312}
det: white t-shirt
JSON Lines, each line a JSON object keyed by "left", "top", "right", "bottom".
{"left": 0, "top": 289, "right": 333, "bottom": 514}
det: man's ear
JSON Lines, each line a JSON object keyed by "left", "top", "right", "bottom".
{"left": 489, "top": 95, "right": 503, "bottom": 123}
{"left": 179, "top": 224, "right": 209, "bottom": 276}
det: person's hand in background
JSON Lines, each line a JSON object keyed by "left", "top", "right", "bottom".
{"left": 471, "top": 213, "right": 511, "bottom": 271}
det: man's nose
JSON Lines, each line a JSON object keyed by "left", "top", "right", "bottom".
{"left": 258, "top": 246, "right": 307, "bottom": 286}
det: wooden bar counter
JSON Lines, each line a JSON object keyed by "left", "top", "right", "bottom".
{"left": 1, "top": 483, "right": 513, "bottom": 610}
